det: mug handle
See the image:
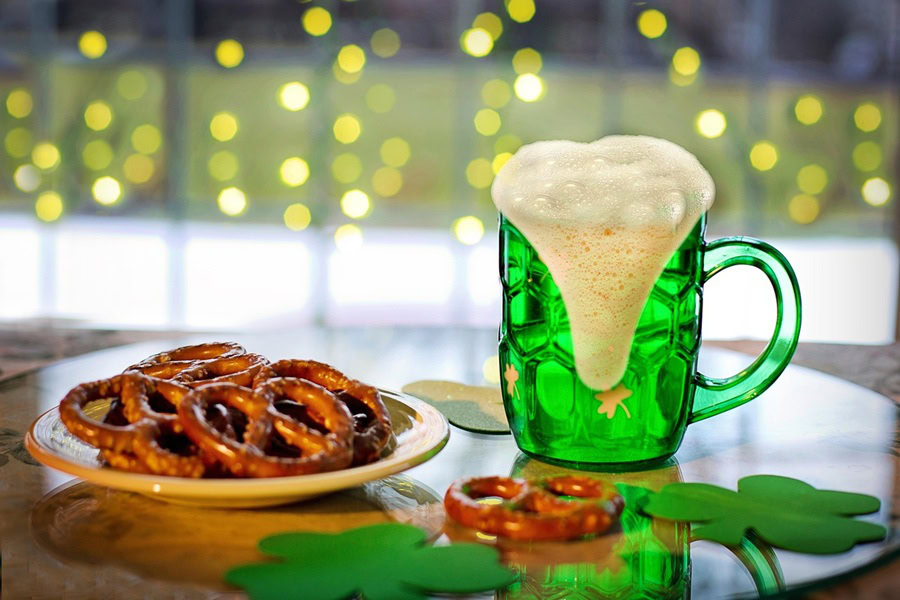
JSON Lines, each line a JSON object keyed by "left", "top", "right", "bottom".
{"left": 689, "top": 237, "right": 802, "bottom": 423}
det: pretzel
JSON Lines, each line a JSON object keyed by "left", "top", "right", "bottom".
{"left": 175, "top": 353, "right": 269, "bottom": 389}
{"left": 444, "top": 475, "right": 624, "bottom": 541}
{"left": 255, "top": 359, "right": 391, "bottom": 465}
{"left": 177, "top": 381, "right": 355, "bottom": 478}
{"left": 126, "top": 342, "right": 246, "bottom": 371}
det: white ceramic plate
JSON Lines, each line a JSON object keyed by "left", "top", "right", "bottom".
{"left": 25, "top": 389, "right": 449, "bottom": 508}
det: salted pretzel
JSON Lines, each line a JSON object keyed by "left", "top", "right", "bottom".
{"left": 444, "top": 475, "right": 624, "bottom": 541}
{"left": 125, "top": 342, "right": 246, "bottom": 380}
{"left": 254, "top": 359, "right": 391, "bottom": 465}
{"left": 177, "top": 381, "right": 355, "bottom": 478}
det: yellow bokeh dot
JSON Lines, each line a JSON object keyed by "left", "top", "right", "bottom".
{"left": 341, "top": 189, "right": 371, "bottom": 218}
{"left": 453, "top": 216, "right": 485, "bottom": 245}
{"left": 749, "top": 141, "right": 778, "bottom": 171}
{"left": 82, "top": 140, "right": 114, "bottom": 170}
{"left": 512, "top": 48, "right": 542, "bottom": 74}
{"left": 215, "top": 39, "right": 244, "bottom": 68}
{"left": 495, "top": 134, "right": 522, "bottom": 154}
{"left": 13, "top": 164, "right": 40, "bottom": 192}
{"left": 466, "top": 158, "right": 494, "bottom": 189}
{"left": 84, "top": 101, "right": 113, "bottom": 131}
{"left": 637, "top": 9, "right": 667, "bottom": 38}
{"left": 492, "top": 152, "right": 512, "bottom": 174}
{"left": 334, "top": 224, "right": 363, "bottom": 251}
{"left": 372, "top": 167, "right": 403, "bottom": 197}
{"left": 4, "top": 128, "right": 32, "bottom": 158}
{"left": 461, "top": 28, "right": 493, "bottom": 58}
{"left": 796, "top": 164, "right": 828, "bottom": 195}
{"left": 6, "top": 88, "right": 33, "bottom": 119}
{"left": 852, "top": 141, "right": 882, "bottom": 172}
{"left": 333, "top": 114, "right": 361, "bottom": 144}
{"left": 284, "top": 203, "right": 312, "bottom": 231}
{"left": 853, "top": 102, "right": 881, "bottom": 132}
{"left": 217, "top": 187, "right": 247, "bottom": 216}
{"left": 668, "top": 64, "right": 698, "bottom": 87}
{"left": 371, "top": 28, "right": 401, "bottom": 58}
{"left": 210, "top": 112, "right": 238, "bottom": 142}
{"left": 278, "top": 82, "right": 310, "bottom": 111}
{"left": 514, "top": 73, "right": 544, "bottom": 102}
{"left": 131, "top": 124, "right": 162, "bottom": 154}
{"left": 92, "top": 176, "right": 122, "bottom": 206}
{"left": 380, "top": 137, "right": 411, "bottom": 167}
{"left": 32, "top": 142, "right": 60, "bottom": 170}
{"left": 117, "top": 70, "right": 147, "bottom": 100}
{"left": 794, "top": 95, "right": 823, "bottom": 125}
{"left": 35, "top": 191, "right": 63, "bottom": 222}
{"left": 208, "top": 150, "right": 239, "bottom": 181}
{"left": 332, "top": 153, "right": 363, "bottom": 183}
{"left": 366, "top": 84, "right": 396, "bottom": 113}
{"left": 788, "top": 194, "right": 819, "bottom": 224}
{"left": 473, "top": 13, "right": 503, "bottom": 41}
{"left": 695, "top": 109, "right": 726, "bottom": 138}
{"left": 474, "top": 108, "right": 502, "bottom": 136}
{"left": 861, "top": 177, "right": 891, "bottom": 207}
{"left": 280, "top": 157, "right": 310, "bottom": 187}
{"left": 507, "top": 0, "right": 536, "bottom": 23}
{"left": 302, "top": 7, "right": 332, "bottom": 36}
{"left": 123, "top": 154, "right": 155, "bottom": 184}
{"left": 672, "top": 47, "right": 700, "bottom": 76}
{"left": 333, "top": 61, "right": 362, "bottom": 85}
{"left": 482, "top": 355, "right": 500, "bottom": 384}
{"left": 79, "top": 31, "right": 107, "bottom": 59}
{"left": 482, "top": 79, "right": 511, "bottom": 109}
{"left": 337, "top": 44, "right": 366, "bottom": 73}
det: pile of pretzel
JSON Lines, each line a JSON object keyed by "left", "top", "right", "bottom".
{"left": 58, "top": 342, "right": 392, "bottom": 478}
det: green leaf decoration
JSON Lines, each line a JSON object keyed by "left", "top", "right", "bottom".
{"left": 643, "top": 475, "right": 887, "bottom": 554}
{"left": 225, "top": 523, "right": 516, "bottom": 600}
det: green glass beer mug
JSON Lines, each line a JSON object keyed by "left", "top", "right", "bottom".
{"left": 499, "top": 215, "right": 802, "bottom": 465}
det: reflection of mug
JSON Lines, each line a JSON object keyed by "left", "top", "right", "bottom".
{"left": 499, "top": 216, "right": 802, "bottom": 465}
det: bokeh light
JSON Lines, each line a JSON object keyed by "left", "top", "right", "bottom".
{"left": 507, "top": 0, "right": 536, "bottom": 23}
{"left": 695, "top": 109, "right": 726, "bottom": 138}
{"left": 460, "top": 28, "right": 493, "bottom": 58}
{"left": 82, "top": 140, "right": 114, "bottom": 170}
{"left": 78, "top": 31, "right": 107, "bottom": 59}
{"left": 215, "top": 39, "right": 244, "bottom": 68}
{"left": 861, "top": 177, "right": 891, "bottom": 206}
{"left": 283, "top": 203, "right": 312, "bottom": 231}
{"left": 482, "top": 355, "right": 500, "bottom": 384}
{"left": 334, "top": 224, "right": 363, "bottom": 251}
{"left": 84, "top": 101, "right": 113, "bottom": 131}
{"left": 13, "top": 165, "right": 40, "bottom": 192}
{"left": 117, "top": 70, "right": 147, "bottom": 100}
{"left": 796, "top": 164, "right": 828, "bottom": 195}
{"left": 278, "top": 82, "right": 310, "bottom": 111}
{"left": 637, "top": 9, "right": 667, "bottom": 38}
{"left": 217, "top": 187, "right": 247, "bottom": 216}
{"left": 4, "top": 128, "right": 32, "bottom": 157}
{"left": 788, "top": 194, "right": 819, "bottom": 224}
{"left": 333, "top": 114, "right": 362, "bottom": 144}
{"left": 466, "top": 158, "right": 493, "bottom": 189}
{"left": 123, "top": 154, "right": 155, "bottom": 184}
{"left": 35, "top": 191, "right": 63, "bottom": 222}
{"left": 380, "top": 137, "right": 411, "bottom": 167}
{"left": 210, "top": 112, "right": 238, "bottom": 142}
{"left": 372, "top": 167, "right": 403, "bottom": 197}
{"left": 337, "top": 45, "right": 366, "bottom": 73}
{"left": 482, "top": 79, "right": 511, "bottom": 108}
{"left": 341, "top": 189, "right": 371, "bottom": 218}
{"left": 668, "top": 64, "right": 698, "bottom": 87}
{"left": 514, "top": 73, "right": 544, "bottom": 102}
{"left": 302, "top": 7, "right": 332, "bottom": 36}
{"left": 512, "top": 48, "right": 542, "bottom": 74}
{"left": 495, "top": 134, "right": 522, "bottom": 154}
{"left": 672, "top": 47, "right": 700, "bottom": 76}
{"left": 492, "top": 152, "right": 512, "bottom": 174}
{"left": 371, "top": 28, "right": 401, "bottom": 58}
{"left": 473, "top": 13, "right": 503, "bottom": 40}
{"left": 453, "top": 216, "right": 485, "bottom": 245}
{"left": 92, "top": 176, "right": 122, "bottom": 205}
{"left": 474, "top": 108, "right": 501, "bottom": 136}
{"left": 279, "top": 157, "right": 310, "bottom": 187}
{"left": 794, "top": 95, "right": 823, "bottom": 125}
{"left": 853, "top": 102, "right": 882, "bottom": 132}
{"left": 852, "top": 141, "right": 882, "bottom": 172}
{"left": 6, "top": 89, "right": 33, "bottom": 119}
{"left": 332, "top": 153, "right": 363, "bottom": 183}
{"left": 749, "top": 141, "right": 778, "bottom": 171}
{"left": 208, "top": 150, "right": 239, "bottom": 181}
{"left": 32, "top": 142, "right": 60, "bottom": 170}
{"left": 332, "top": 61, "right": 362, "bottom": 85}
{"left": 131, "top": 124, "right": 162, "bottom": 154}
{"left": 366, "top": 84, "right": 396, "bottom": 113}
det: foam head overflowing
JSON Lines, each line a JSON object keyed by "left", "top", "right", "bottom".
{"left": 492, "top": 135, "right": 715, "bottom": 390}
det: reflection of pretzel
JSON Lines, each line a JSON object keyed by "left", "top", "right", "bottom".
{"left": 177, "top": 381, "right": 355, "bottom": 478}
{"left": 444, "top": 476, "right": 624, "bottom": 541}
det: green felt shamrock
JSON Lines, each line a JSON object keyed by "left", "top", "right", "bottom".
{"left": 642, "top": 475, "right": 887, "bottom": 554}
{"left": 225, "top": 523, "right": 516, "bottom": 600}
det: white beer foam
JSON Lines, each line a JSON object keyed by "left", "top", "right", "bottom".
{"left": 492, "top": 135, "right": 715, "bottom": 390}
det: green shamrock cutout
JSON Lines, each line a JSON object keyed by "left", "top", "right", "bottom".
{"left": 225, "top": 523, "right": 516, "bottom": 600}
{"left": 643, "top": 475, "right": 887, "bottom": 554}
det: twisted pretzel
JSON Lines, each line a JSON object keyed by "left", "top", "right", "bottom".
{"left": 255, "top": 359, "right": 391, "bottom": 465}
{"left": 125, "top": 342, "right": 247, "bottom": 380}
{"left": 177, "top": 381, "right": 355, "bottom": 478}
{"left": 444, "top": 476, "right": 624, "bottom": 541}
{"left": 175, "top": 353, "right": 269, "bottom": 389}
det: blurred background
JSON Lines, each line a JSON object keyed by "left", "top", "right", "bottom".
{"left": 0, "top": 0, "right": 897, "bottom": 343}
